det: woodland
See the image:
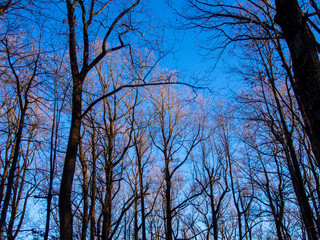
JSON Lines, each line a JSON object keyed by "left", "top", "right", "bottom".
{"left": 0, "top": 0, "right": 320, "bottom": 239}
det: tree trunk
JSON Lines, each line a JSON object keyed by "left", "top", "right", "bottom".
{"left": 134, "top": 188, "right": 139, "bottom": 240}
{"left": 138, "top": 151, "right": 147, "bottom": 240}
{"left": 90, "top": 125, "right": 97, "bottom": 240}
{"left": 275, "top": 0, "right": 320, "bottom": 169}
{"left": 268, "top": 75, "right": 319, "bottom": 240}
{"left": 79, "top": 138, "right": 89, "bottom": 240}
{"left": 59, "top": 79, "right": 83, "bottom": 240}
{"left": 0, "top": 107, "right": 26, "bottom": 238}
{"left": 165, "top": 160, "right": 173, "bottom": 240}
{"left": 101, "top": 163, "right": 113, "bottom": 240}
{"left": 210, "top": 180, "right": 219, "bottom": 240}
{"left": 44, "top": 85, "right": 59, "bottom": 240}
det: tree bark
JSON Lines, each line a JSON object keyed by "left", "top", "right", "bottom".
{"left": 0, "top": 107, "right": 26, "bottom": 238}
{"left": 101, "top": 163, "right": 113, "bottom": 240}
{"left": 79, "top": 137, "right": 89, "bottom": 240}
{"left": 59, "top": 1, "right": 140, "bottom": 238}
{"left": 165, "top": 159, "right": 173, "bottom": 240}
{"left": 138, "top": 149, "right": 147, "bottom": 240}
{"left": 59, "top": 2, "right": 84, "bottom": 239}
{"left": 275, "top": 0, "right": 320, "bottom": 168}
{"left": 59, "top": 79, "right": 83, "bottom": 240}
{"left": 270, "top": 78, "right": 319, "bottom": 240}
{"left": 44, "top": 81, "right": 60, "bottom": 240}
{"left": 90, "top": 123, "right": 97, "bottom": 240}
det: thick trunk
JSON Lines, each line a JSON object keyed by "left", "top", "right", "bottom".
{"left": 210, "top": 181, "right": 218, "bottom": 240}
{"left": 58, "top": 1, "right": 140, "bottom": 238}
{"left": 59, "top": 80, "right": 83, "bottom": 240}
{"left": 102, "top": 164, "right": 113, "bottom": 240}
{"left": 212, "top": 215, "right": 218, "bottom": 240}
{"left": 274, "top": 218, "right": 284, "bottom": 240}
{"left": 102, "top": 120, "right": 115, "bottom": 240}
{"left": 275, "top": 0, "right": 320, "bottom": 168}
{"left": 59, "top": 1, "right": 83, "bottom": 239}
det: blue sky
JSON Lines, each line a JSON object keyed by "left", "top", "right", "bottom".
{"left": 148, "top": 0, "right": 208, "bottom": 70}
{"left": 148, "top": 0, "right": 237, "bottom": 93}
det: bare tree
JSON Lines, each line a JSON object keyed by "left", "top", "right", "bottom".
{"left": 179, "top": 1, "right": 320, "bottom": 238}
{"left": 59, "top": 1, "right": 142, "bottom": 239}
{"left": 128, "top": 94, "right": 153, "bottom": 240}
{"left": 179, "top": 0, "right": 320, "bottom": 172}
{"left": 149, "top": 84, "right": 203, "bottom": 240}
{"left": 0, "top": 0, "right": 24, "bottom": 15}
{"left": 192, "top": 120, "right": 230, "bottom": 240}
{"left": 0, "top": 29, "right": 42, "bottom": 238}
{"left": 235, "top": 37, "right": 320, "bottom": 238}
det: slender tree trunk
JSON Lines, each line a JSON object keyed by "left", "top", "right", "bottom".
{"left": 280, "top": 130, "right": 317, "bottom": 239}
{"left": 165, "top": 159, "right": 173, "bottom": 240}
{"left": 269, "top": 76, "right": 318, "bottom": 239}
{"left": 0, "top": 107, "right": 26, "bottom": 238}
{"left": 0, "top": 37, "right": 38, "bottom": 238}
{"left": 7, "top": 176, "right": 19, "bottom": 240}
{"left": 134, "top": 186, "right": 139, "bottom": 240}
{"left": 7, "top": 161, "right": 28, "bottom": 240}
{"left": 227, "top": 151, "right": 242, "bottom": 240}
{"left": 138, "top": 152, "right": 147, "bottom": 240}
{"left": 44, "top": 84, "right": 59, "bottom": 240}
{"left": 90, "top": 125, "right": 97, "bottom": 240}
{"left": 79, "top": 138, "right": 89, "bottom": 240}
{"left": 97, "top": 213, "right": 102, "bottom": 240}
{"left": 260, "top": 156, "right": 284, "bottom": 240}
{"left": 0, "top": 143, "right": 13, "bottom": 206}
